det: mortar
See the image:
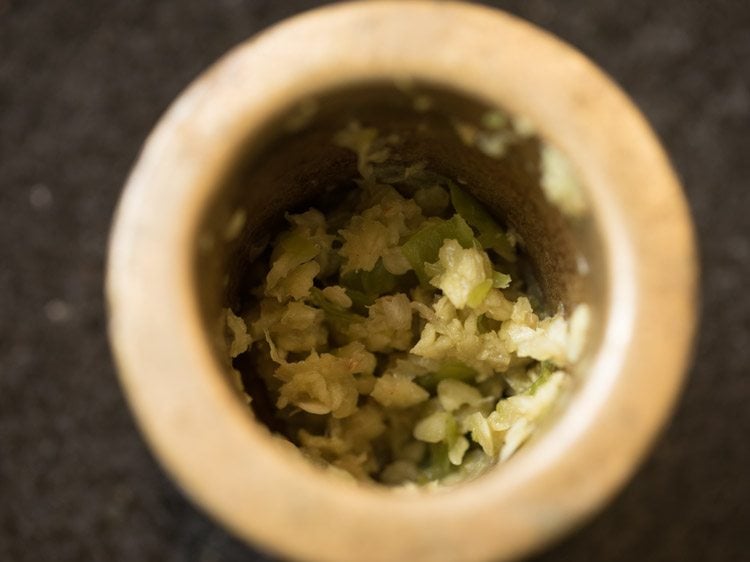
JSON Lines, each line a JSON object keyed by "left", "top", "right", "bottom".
{"left": 107, "top": 2, "right": 697, "bottom": 561}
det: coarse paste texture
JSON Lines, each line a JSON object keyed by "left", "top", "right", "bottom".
{"left": 225, "top": 123, "right": 589, "bottom": 486}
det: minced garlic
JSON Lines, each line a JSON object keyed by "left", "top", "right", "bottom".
{"left": 224, "top": 123, "right": 590, "bottom": 486}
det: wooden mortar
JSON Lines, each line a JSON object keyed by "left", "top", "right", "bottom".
{"left": 107, "top": 2, "right": 697, "bottom": 561}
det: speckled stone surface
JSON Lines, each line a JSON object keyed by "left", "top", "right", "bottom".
{"left": 1, "top": 1, "right": 748, "bottom": 560}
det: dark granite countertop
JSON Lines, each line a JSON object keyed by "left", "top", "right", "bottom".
{"left": 1, "top": 1, "right": 748, "bottom": 560}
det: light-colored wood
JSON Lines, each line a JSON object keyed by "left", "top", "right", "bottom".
{"left": 106, "top": 2, "right": 698, "bottom": 561}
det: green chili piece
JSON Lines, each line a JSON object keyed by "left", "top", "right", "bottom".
{"left": 344, "top": 288, "right": 374, "bottom": 314}
{"left": 449, "top": 183, "right": 516, "bottom": 262}
{"left": 400, "top": 215, "right": 475, "bottom": 285}
{"left": 341, "top": 258, "right": 399, "bottom": 297}
{"left": 528, "top": 361, "right": 556, "bottom": 395}
{"left": 309, "top": 288, "right": 364, "bottom": 334}
{"left": 466, "top": 278, "right": 493, "bottom": 308}
{"left": 271, "top": 230, "right": 319, "bottom": 264}
{"left": 421, "top": 443, "right": 452, "bottom": 481}
{"left": 492, "top": 270, "right": 512, "bottom": 289}
{"left": 417, "top": 360, "right": 478, "bottom": 391}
